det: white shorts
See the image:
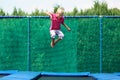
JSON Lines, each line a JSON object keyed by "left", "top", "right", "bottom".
{"left": 50, "top": 30, "right": 64, "bottom": 39}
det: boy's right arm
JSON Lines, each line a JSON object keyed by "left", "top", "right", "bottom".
{"left": 46, "top": 12, "right": 52, "bottom": 19}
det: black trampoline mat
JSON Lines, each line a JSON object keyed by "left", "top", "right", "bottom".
{"left": 38, "top": 76, "right": 96, "bottom": 80}
{"left": 0, "top": 74, "right": 9, "bottom": 78}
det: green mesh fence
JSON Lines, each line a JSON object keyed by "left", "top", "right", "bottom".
{"left": 77, "top": 18, "right": 100, "bottom": 73}
{"left": 0, "top": 16, "right": 120, "bottom": 73}
{"left": 30, "top": 18, "right": 77, "bottom": 72}
{"left": 102, "top": 17, "right": 120, "bottom": 73}
{"left": 0, "top": 18, "right": 28, "bottom": 70}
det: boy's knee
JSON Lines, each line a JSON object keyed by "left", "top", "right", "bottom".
{"left": 51, "top": 34, "right": 55, "bottom": 38}
{"left": 59, "top": 34, "right": 64, "bottom": 39}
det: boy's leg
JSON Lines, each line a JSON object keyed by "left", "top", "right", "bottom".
{"left": 51, "top": 38, "right": 55, "bottom": 47}
{"left": 50, "top": 30, "right": 56, "bottom": 47}
{"left": 54, "top": 37, "right": 61, "bottom": 45}
{"left": 54, "top": 30, "right": 64, "bottom": 45}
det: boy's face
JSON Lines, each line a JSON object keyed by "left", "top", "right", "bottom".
{"left": 57, "top": 12, "right": 64, "bottom": 18}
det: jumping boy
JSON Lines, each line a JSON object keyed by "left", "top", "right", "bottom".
{"left": 46, "top": 7, "right": 71, "bottom": 47}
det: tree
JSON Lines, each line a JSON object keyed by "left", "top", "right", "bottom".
{"left": 17, "top": 8, "right": 27, "bottom": 16}
{"left": 1, "top": 1, "right": 120, "bottom": 16}
{"left": 109, "top": 8, "right": 120, "bottom": 15}
{"left": 93, "top": 0, "right": 101, "bottom": 15}
{"left": 53, "top": 4, "right": 60, "bottom": 13}
{"left": 0, "top": 8, "right": 5, "bottom": 16}
{"left": 12, "top": 7, "right": 18, "bottom": 16}
{"left": 39, "top": 9, "right": 46, "bottom": 16}
{"left": 31, "top": 8, "right": 40, "bottom": 16}
{"left": 72, "top": 7, "right": 78, "bottom": 16}
{"left": 83, "top": 8, "right": 95, "bottom": 15}
{"left": 79, "top": 10, "right": 84, "bottom": 15}
{"left": 100, "top": 1, "right": 108, "bottom": 15}
{"left": 65, "top": 11, "right": 73, "bottom": 16}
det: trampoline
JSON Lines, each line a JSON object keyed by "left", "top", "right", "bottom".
{"left": 1, "top": 71, "right": 120, "bottom": 80}
{"left": 0, "top": 71, "right": 96, "bottom": 80}
{"left": 37, "top": 72, "right": 96, "bottom": 80}
{"left": 38, "top": 76, "right": 96, "bottom": 80}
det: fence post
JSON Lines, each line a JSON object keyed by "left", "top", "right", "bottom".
{"left": 27, "top": 17, "right": 30, "bottom": 71}
{"left": 99, "top": 16, "right": 103, "bottom": 73}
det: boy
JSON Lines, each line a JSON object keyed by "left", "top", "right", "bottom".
{"left": 46, "top": 7, "right": 71, "bottom": 47}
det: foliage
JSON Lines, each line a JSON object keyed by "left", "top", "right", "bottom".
{"left": 0, "top": 1, "right": 120, "bottom": 16}
{"left": 0, "top": 8, "right": 5, "bottom": 16}
{"left": 53, "top": 4, "right": 60, "bottom": 13}
{"left": 72, "top": 7, "right": 78, "bottom": 16}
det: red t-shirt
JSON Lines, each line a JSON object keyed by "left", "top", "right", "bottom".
{"left": 50, "top": 13, "right": 64, "bottom": 30}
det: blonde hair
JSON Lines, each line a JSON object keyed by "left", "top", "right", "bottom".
{"left": 56, "top": 7, "right": 64, "bottom": 14}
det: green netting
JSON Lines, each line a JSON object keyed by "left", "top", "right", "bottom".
{"left": 0, "top": 18, "right": 28, "bottom": 70}
{"left": 102, "top": 18, "right": 120, "bottom": 73}
{"left": 77, "top": 18, "right": 100, "bottom": 73}
{"left": 0, "top": 16, "right": 120, "bottom": 73}
{"left": 30, "top": 18, "right": 78, "bottom": 72}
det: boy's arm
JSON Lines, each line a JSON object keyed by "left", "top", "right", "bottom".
{"left": 45, "top": 12, "right": 52, "bottom": 19}
{"left": 62, "top": 23, "right": 71, "bottom": 31}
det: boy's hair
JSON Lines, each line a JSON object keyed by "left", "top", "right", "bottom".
{"left": 56, "top": 7, "right": 64, "bottom": 14}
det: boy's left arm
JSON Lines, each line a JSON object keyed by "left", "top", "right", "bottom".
{"left": 62, "top": 23, "right": 71, "bottom": 31}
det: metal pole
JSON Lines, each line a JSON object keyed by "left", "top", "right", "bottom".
{"left": 27, "top": 17, "right": 30, "bottom": 71}
{"left": 99, "top": 16, "right": 103, "bottom": 73}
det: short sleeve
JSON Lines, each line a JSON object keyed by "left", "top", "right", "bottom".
{"left": 50, "top": 13, "right": 53, "bottom": 19}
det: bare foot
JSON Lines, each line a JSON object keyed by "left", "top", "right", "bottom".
{"left": 50, "top": 41, "right": 54, "bottom": 47}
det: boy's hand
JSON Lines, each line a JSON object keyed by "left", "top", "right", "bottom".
{"left": 67, "top": 27, "right": 71, "bottom": 31}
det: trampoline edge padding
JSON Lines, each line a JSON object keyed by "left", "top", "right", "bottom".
{"left": 0, "top": 71, "right": 41, "bottom": 80}
{"left": 91, "top": 73, "right": 120, "bottom": 80}
{"left": 0, "top": 70, "right": 18, "bottom": 75}
{"left": 113, "top": 72, "right": 120, "bottom": 76}
{"left": 40, "top": 72, "right": 90, "bottom": 77}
